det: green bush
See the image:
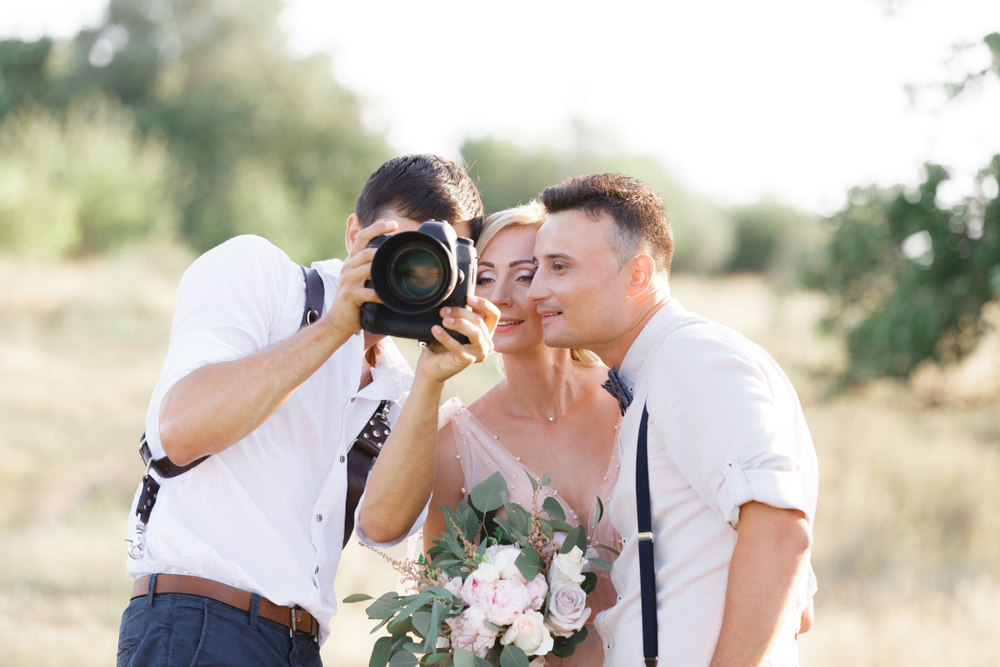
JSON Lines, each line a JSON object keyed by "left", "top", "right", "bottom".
{"left": 0, "top": 98, "right": 181, "bottom": 257}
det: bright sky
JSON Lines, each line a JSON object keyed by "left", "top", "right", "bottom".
{"left": 3, "top": 0, "right": 999, "bottom": 214}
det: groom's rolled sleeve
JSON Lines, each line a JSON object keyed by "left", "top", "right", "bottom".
{"left": 649, "top": 327, "right": 814, "bottom": 529}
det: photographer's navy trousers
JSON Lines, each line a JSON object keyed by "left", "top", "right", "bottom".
{"left": 116, "top": 590, "right": 322, "bottom": 667}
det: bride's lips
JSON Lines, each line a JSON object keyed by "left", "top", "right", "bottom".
{"left": 495, "top": 318, "right": 525, "bottom": 333}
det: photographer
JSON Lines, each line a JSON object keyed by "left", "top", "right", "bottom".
{"left": 116, "top": 155, "right": 498, "bottom": 667}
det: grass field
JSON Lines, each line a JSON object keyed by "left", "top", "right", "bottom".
{"left": 1, "top": 244, "right": 997, "bottom": 666}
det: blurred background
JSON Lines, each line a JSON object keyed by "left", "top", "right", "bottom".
{"left": 0, "top": 0, "right": 998, "bottom": 665}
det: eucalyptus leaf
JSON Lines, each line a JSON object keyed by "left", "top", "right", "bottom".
{"left": 421, "top": 599, "right": 443, "bottom": 653}
{"left": 549, "top": 519, "right": 574, "bottom": 532}
{"left": 525, "top": 468, "right": 539, "bottom": 492}
{"left": 540, "top": 473, "right": 550, "bottom": 486}
{"left": 588, "top": 557, "right": 612, "bottom": 571}
{"left": 453, "top": 646, "right": 477, "bottom": 667}
{"left": 386, "top": 614, "right": 414, "bottom": 636}
{"left": 470, "top": 472, "right": 509, "bottom": 513}
{"left": 366, "top": 593, "right": 401, "bottom": 620}
{"left": 581, "top": 571, "right": 598, "bottom": 595}
{"left": 560, "top": 525, "right": 587, "bottom": 554}
{"left": 411, "top": 610, "right": 431, "bottom": 639}
{"left": 565, "top": 626, "right": 588, "bottom": 645}
{"left": 344, "top": 593, "right": 374, "bottom": 603}
{"left": 483, "top": 619, "right": 505, "bottom": 633}
{"left": 594, "top": 496, "right": 604, "bottom": 529}
{"left": 500, "top": 644, "right": 530, "bottom": 667}
{"left": 542, "top": 496, "right": 566, "bottom": 522}
{"left": 388, "top": 650, "right": 419, "bottom": 667}
{"left": 515, "top": 547, "right": 543, "bottom": 582}
{"left": 370, "top": 636, "right": 394, "bottom": 667}
{"left": 474, "top": 658, "right": 493, "bottom": 667}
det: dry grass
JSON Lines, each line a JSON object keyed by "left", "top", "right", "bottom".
{"left": 0, "top": 253, "right": 997, "bottom": 666}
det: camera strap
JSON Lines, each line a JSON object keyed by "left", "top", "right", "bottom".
{"left": 129, "top": 265, "right": 391, "bottom": 557}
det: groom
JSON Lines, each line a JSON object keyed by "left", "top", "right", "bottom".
{"left": 527, "top": 174, "right": 818, "bottom": 667}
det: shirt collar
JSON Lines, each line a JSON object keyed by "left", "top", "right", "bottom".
{"left": 356, "top": 336, "right": 412, "bottom": 402}
{"left": 618, "top": 297, "right": 687, "bottom": 390}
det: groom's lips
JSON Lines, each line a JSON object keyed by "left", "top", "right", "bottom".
{"left": 537, "top": 308, "right": 562, "bottom": 322}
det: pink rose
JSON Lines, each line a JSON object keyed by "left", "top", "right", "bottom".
{"left": 479, "top": 578, "right": 532, "bottom": 626}
{"left": 501, "top": 609, "right": 554, "bottom": 656}
{"left": 459, "top": 562, "right": 500, "bottom": 607}
{"left": 485, "top": 544, "right": 527, "bottom": 583}
{"left": 446, "top": 607, "right": 499, "bottom": 658}
{"left": 544, "top": 581, "right": 591, "bottom": 637}
{"left": 524, "top": 573, "right": 548, "bottom": 611}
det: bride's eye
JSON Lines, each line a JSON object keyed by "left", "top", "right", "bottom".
{"left": 476, "top": 275, "right": 495, "bottom": 287}
{"left": 516, "top": 272, "right": 535, "bottom": 284}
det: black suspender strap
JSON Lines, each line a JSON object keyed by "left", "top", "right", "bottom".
{"left": 637, "top": 403, "right": 658, "bottom": 667}
{"left": 300, "top": 266, "right": 323, "bottom": 327}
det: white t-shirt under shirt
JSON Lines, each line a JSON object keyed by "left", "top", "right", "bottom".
{"left": 595, "top": 298, "right": 819, "bottom": 667}
{"left": 125, "top": 235, "right": 424, "bottom": 644}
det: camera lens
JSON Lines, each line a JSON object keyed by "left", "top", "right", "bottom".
{"left": 389, "top": 244, "right": 446, "bottom": 303}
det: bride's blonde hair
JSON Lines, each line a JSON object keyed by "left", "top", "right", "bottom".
{"left": 478, "top": 202, "right": 601, "bottom": 368}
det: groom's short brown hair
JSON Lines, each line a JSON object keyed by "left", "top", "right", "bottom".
{"left": 539, "top": 173, "right": 673, "bottom": 275}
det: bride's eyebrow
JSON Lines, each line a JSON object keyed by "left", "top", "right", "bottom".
{"left": 478, "top": 260, "right": 495, "bottom": 268}
{"left": 509, "top": 259, "right": 536, "bottom": 268}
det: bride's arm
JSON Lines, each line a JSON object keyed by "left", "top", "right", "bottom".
{"left": 422, "top": 420, "right": 467, "bottom": 555}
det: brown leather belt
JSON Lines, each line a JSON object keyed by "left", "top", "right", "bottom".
{"left": 131, "top": 574, "right": 318, "bottom": 637}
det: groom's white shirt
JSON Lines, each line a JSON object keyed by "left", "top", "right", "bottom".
{"left": 595, "top": 298, "right": 818, "bottom": 667}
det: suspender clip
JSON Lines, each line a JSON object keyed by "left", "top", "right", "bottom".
{"left": 637, "top": 532, "right": 654, "bottom": 542}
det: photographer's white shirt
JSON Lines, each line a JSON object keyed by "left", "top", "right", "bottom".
{"left": 595, "top": 298, "right": 818, "bottom": 667}
{"left": 125, "top": 235, "right": 425, "bottom": 644}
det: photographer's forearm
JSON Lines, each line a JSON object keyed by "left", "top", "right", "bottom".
{"left": 357, "top": 372, "right": 444, "bottom": 544}
{"left": 158, "top": 318, "right": 353, "bottom": 466}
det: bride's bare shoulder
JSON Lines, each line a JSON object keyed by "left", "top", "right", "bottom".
{"left": 465, "top": 380, "right": 506, "bottom": 424}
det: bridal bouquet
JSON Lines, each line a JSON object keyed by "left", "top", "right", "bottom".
{"left": 345, "top": 471, "right": 612, "bottom": 667}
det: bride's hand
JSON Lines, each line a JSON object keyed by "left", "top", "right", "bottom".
{"left": 416, "top": 295, "right": 499, "bottom": 383}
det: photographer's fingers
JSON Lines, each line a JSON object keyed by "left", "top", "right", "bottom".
{"left": 466, "top": 295, "right": 500, "bottom": 335}
{"left": 347, "top": 220, "right": 398, "bottom": 259}
{"left": 429, "top": 325, "right": 475, "bottom": 362}
{"left": 440, "top": 309, "right": 492, "bottom": 362}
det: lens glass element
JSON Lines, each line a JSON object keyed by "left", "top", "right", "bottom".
{"left": 390, "top": 245, "right": 445, "bottom": 302}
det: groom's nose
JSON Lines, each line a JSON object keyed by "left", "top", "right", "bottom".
{"left": 526, "top": 272, "right": 547, "bottom": 304}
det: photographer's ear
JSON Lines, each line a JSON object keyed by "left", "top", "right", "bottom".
{"left": 345, "top": 214, "right": 362, "bottom": 253}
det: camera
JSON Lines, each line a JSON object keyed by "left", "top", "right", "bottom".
{"left": 360, "top": 220, "right": 477, "bottom": 344}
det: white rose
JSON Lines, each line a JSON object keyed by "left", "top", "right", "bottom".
{"left": 529, "top": 658, "right": 547, "bottom": 667}
{"left": 486, "top": 544, "right": 528, "bottom": 583}
{"left": 502, "top": 609, "right": 554, "bottom": 656}
{"left": 459, "top": 562, "right": 500, "bottom": 607}
{"left": 548, "top": 546, "right": 587, "bottom": 586}
{"left": 544, "top": 581, "right": 591, "bottom": 637}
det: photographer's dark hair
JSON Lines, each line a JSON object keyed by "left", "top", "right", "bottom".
{"left": 355, "top": 154, "right": 484, "bottom": 241}
{"left": 539, "top": 173, "right": 673, "bottom": 275}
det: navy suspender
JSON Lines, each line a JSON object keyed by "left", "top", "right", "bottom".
{"left": 637, "top": 403, "right": 658, "bottom": 667}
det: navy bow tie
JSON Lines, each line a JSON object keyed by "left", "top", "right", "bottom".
{"left": 601, "top": 365, "right": 633, "bottom": 416}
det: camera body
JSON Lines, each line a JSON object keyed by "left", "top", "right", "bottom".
{"left": 360, "top": 220, "right": 477, "bottom": 344}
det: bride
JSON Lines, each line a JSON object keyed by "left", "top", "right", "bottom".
{"left": 424, "top": 202, "right": 622, "bottom": 667}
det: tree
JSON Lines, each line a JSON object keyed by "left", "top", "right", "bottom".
{"left": 811, "top": 32, "right": 1000, "bottom": 383}
{"left": 0, "top": 0, "right": 390, "bottom": 261}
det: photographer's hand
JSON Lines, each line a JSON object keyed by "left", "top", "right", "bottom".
{"left": 325, "top": 219, "right": 397, "bottom": 337}
{"left": 418, "top": 295, "right": 500, "bottom": 383}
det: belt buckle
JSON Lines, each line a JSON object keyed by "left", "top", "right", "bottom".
{"left": 289, "top": 606, "right": 309, "bottom": 638}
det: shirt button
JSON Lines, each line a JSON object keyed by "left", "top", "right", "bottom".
{"left": 340, "top": 455, "right": 346, "bottom": 463}
{"left": 350, "top": 397, "right": 356, "bottom": 402}
{"left": 315, "top": 566, "right": 320, "bottom": 574}
{"left": 316, "top": 514, "right": 323, "bottom": 522}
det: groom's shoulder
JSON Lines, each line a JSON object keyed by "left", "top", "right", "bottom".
{"left": 650, "top": 305, "right": 776, "bottom": 376}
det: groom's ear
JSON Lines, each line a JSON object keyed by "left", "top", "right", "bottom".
{"left": 626, "top": 255, "right": 657, "bottom": 297}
